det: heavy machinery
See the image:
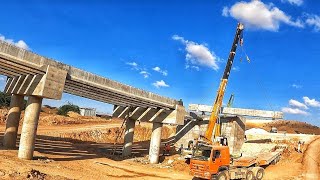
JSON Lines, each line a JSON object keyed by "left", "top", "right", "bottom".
{"left": 189, "top": 23, "right": 267, "bottom": 180}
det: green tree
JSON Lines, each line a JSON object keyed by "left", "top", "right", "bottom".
{"left": 0, "top": 91, "right": 12, "bottom": 107}
{"left": 57, "top": 102, "right": 80, "bottom": 116}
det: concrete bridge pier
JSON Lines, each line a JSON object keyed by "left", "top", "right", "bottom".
{"left": 149, "top": 122, "right": 163, "bottom": 164}
{"left": 18, "top": 96, "right": 43, "bottom": 160}
{"left": 122, "top": 119, "right": 136, "bottom": 156}
{"left": 3, "top": 94, "right": 24, "bottom": 149}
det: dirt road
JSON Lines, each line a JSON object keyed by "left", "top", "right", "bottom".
{"left": 303, "top": 136, "right": 320, "bottom": 180}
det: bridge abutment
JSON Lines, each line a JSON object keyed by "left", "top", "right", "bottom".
{"left": 18, "top": 96, "right": 42, "bottom": 160}
{"left": 149, "top": 122, "right": 163, "bottom": 164}
{"left": 3, "top": 94, "right": 24, "bottom": 149}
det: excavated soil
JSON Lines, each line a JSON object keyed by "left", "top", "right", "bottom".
{"left": 1, "top": 108, "right": 320, "bottom": 179}
{"left": 246, "top": 120, "right": 320, "bottom": 135}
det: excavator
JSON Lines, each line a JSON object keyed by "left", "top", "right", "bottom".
{"left": 189, "top": 23, "right": 265, "bottom": 180}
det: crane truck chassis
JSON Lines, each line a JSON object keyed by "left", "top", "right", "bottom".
{"left": 190, "top": 144, "right": 267, "bottom": 180}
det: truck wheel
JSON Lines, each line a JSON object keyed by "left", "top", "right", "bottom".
{"left": 255, "top": 168, "right": 264, "bottom": 180}
{"left": 216, "top": 171, "right": 227, "bottom": 180}
{"left": 246, "top": 170, "right": 254, "bottom": 180}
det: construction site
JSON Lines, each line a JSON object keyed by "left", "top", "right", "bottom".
{"left": 1, "top": 1, "right": 320, "bottom": 180}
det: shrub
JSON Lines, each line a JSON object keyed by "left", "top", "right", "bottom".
{"left": 0, "top": 91, "right": 11, "bottom": 107}
{"left": 0, "top": 91, "right": 28, "bottom": 109}
{"left": 57, "top": 102, "right": 80, "bottom": 116}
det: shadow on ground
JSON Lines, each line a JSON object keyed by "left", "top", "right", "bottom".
{"left": 0, "top": 132, "right": 175, "bottom": 162}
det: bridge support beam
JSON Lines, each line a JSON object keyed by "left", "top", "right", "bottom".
{"left": 18, "top": 96, "right": 42, "bottom": 160}
{"left": 122, "top": 119, "right": 136, "bottom": 156}
{"left": 3, "top": 94, "right": 24, "bottom": 149}
{"left": 149, "top": 122, "right": 163, "bottom": 164}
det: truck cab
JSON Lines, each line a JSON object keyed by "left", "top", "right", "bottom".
{"left": 190, "top": 145, "right": 230, "bottom": 179}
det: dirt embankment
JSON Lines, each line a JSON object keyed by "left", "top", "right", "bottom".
{"left": 246, "top": 120, "right": 320, "bottom": 135}
{"left": 49, "top": 124, "right": 175, "bottom": 144}
{"left": 302, "top": 136, "right": 320, "bottom": 180}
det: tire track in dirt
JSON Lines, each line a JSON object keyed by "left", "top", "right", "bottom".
{"left": 302, "top": 136, "right": 320, "bottom": 180}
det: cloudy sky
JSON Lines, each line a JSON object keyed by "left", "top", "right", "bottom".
{"left": 0, "top": 0, "right": 320, "bottom": 126}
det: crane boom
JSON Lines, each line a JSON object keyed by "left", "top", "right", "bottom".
{"left": 204, "top": 23, "right": 244, "bottom": 142}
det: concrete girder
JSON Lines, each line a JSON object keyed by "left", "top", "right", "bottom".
{"left": 64, "top": 79, "right": 171, "bottom": 109}
{"left": 64, "top": 81, "right": 164, "bottom": 109}
{"left": 0, "top": 40, "right": 181, "bottom": 110}
{"left": 64, "top": 84, "right": 160, "bottom": 109}
{"left": 189, "top": 104, "right": 283, "bottom": 119}
{"left": 0, "top": 58, "right": 43, "bottom": 75}
{"left": 0, "top": 66, "right": 23, "bottom": 77}
{"left": 113, "top": 105, "right": 185, "bottom": 125}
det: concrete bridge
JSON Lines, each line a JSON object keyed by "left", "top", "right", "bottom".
{"left": 0, "top": 40, "right": 185, "bottom": 164}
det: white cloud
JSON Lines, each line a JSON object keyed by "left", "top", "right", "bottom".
{"left": 152, "top": 66, "right": 168, "bottom": 76}
{"left": 222, "top": 6, "right": 229, "bottom": 17}
{"left": 223, "top": 0, "right": 304, "bottom": 31}
{"left": 126, "top": 62, "right": 150, "bottom": 78}
{"left": 185, "top": 65, "right": 200, "bottom": 71}
{"left": 291, "top": 84, "right": 302, "bottom": 89}
{"left": 281, "top": 107, "right": 309, "bottom": 115}
{"left": 172, "top": 35, "right": 220, "bottom": 71}
{"left": 289, "top": 99, "right": 308, "bottom": 109}
{"left": 303, "top": 96, "right": 320, "bottom": 108}
{"left": 232, "top": 66, "right": 240, "bottom": 72}
{"left": 305, "top": 14, "right": 320, "bottom": 32}
{"left": 126, "top": 62, "right": 138, "bottom": 69}
{"left": 140, "top": 71, "right": 150, "bottom": 78}
{"left": 281, "top": 0, "right": 303, "bottom": 6}
{"left": 152, "top": 80, "right": 169, "bottom": 88}
{"left": 0, "top": 34, "right": 29, "bottom": 50}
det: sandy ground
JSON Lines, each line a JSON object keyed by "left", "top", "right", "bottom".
{"left": 302, "top": 137, "right": 320, "bottom": 180}
{"left": 0, "top": 108, "right": 319, "bottom": 179}
{"left": 0, "top": 122, "right": 192, "bottom": 180}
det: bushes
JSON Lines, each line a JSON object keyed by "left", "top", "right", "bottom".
{"left": 0, "top": 91, "right": 11, "bottom": 107}
{"left": 57, "top": 102, "right": 80, "bottom": 116}
{"left": 0, "top": 91, "right": 27, "bottom": 109}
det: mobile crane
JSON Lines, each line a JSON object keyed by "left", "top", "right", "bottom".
{"left": 189, "top": 23, "right": 266, "bottom": 180}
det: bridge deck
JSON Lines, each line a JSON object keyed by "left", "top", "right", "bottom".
{"left": 0, "top": 40, "right": 179, "bottom": 109}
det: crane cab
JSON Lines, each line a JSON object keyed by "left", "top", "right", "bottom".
{"left": 190, "top": 145, "right": 230, "bottom": 179}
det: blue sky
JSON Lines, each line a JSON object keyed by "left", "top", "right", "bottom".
{"left": 0, "top": 0, "right": 320, "bottom": 126}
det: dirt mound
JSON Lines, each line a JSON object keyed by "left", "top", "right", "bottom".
{"left": 51, "top": 124, "right": 175, "bottom": 143}
{"left": 41, "top": 106, "right": 58, "bottom": 114}
{"left": 245, "top": 128, "right": 268, "bottom": 134}
{"left": 246, "top": 120, "right": 320, "bottom": 135}
{"left": 67, "top": 111, "right": 82, "bottom": 118}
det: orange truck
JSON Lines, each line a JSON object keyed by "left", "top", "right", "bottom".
{"left": 189, "top": 144, "right": 265, "bottom": 180}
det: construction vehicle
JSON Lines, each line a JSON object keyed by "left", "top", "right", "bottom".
{"left": 189, "top": 23, "right": 270, "bottom": 180}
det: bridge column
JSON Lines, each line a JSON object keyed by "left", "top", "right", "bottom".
{"left": 122, "top": 119, "right": 136, "bottom": 156}
{"left": 149, "top": 122, "right": 163, "bottom": 164}
{"left": 3, "top": 94, "right": 24, "bottom": 149}
{"left": 18, "top": 96, "right": 42, "bottom": 160}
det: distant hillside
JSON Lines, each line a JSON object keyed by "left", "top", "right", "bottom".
{"left": 246, "top": 120, "right": 320, "bottom": 135}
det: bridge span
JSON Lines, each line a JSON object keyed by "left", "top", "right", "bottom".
{"left": 0, "top": 40, "right": 185, "bottom": 164}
